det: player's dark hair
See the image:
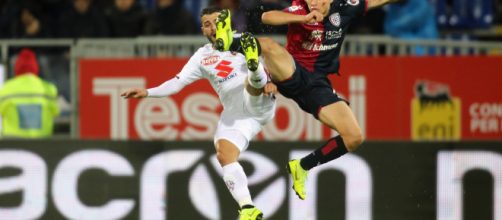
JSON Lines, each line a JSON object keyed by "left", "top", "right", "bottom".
{"left": 200, "top": 6, "right": 222, "bottom": 17}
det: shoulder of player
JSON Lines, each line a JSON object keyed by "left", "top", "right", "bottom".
{"left": 190, "top": 44, "right": 214, "bottom": 60}
{"left": 195, "top": 43, "right": 215, "bottom": 54}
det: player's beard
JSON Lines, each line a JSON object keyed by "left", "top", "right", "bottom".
{"left": 208, "top": 34, "right": 219, "bottom": 46}
{"left": 207, "top": 36, "right": 214, "bottom": 44}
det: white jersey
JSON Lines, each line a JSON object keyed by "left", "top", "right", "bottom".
{"left": 148, "top": 43, "right": 250, "bottom": 112}
{"left": 147, "top": 43, "right": 276, "bottom": 151}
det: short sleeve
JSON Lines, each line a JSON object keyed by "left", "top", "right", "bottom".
{"left": 340, "top": 0, "right": 367, "bottom": 18}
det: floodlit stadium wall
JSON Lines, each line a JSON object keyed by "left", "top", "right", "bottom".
{"left": 79, "top": 57, "right": 502, "bottom": 141}
{"left": 0, "top": 140, "right": 500, "bottom": 220}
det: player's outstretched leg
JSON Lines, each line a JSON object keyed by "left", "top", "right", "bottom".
{"left": 215, "top": 9, "right": 233, "bottom": 51}
{"left": 287, "top": 159, "right": 308, "bottom": 200}
{"left": 239, "top": 205, "right": 264, "bottom": 220}
{"left": 217, "top": 139, "right": 265, "bottom": 219}
{"left": 240, "top": 32, "right": 260, "bottom": 72}
{"left": 224, "top": 162, "right": 264, "bottom": 219}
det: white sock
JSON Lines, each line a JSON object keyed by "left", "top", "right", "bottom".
{"left": 247, "top": 63, "right": 267, "bottom": 89}
{"left": 222, "top": 162, "right": 254, "bottom": 207}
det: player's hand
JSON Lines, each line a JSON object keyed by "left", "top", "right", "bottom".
{"left": 263, "top": 82, "right": 278, "bottom": 97}
{"left": 304, "top": 11, "right": 324, "bottom": 23}
{"left": 121, "top": 88, "right": 148, "bottom": 99}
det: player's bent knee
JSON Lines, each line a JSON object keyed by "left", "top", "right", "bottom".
{"left": 345, "top": 133, "right": 364, "bottom": 152}
{"left": 215, "top": 140, "right": 240, "bottom": 166}
{"left": 216, "top": 151, "right": 235, "bottom": 166}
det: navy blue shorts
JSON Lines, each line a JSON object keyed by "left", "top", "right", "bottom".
{"left": 273, "top": 60, "right": 346, "bottom": 119}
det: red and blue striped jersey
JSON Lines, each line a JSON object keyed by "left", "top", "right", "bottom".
{"left": 284, "top": 0, "right": 367, "bottom": 74}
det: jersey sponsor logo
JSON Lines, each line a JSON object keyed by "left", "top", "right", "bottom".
{"left": 216, "top": 72, "right": 237, "bottom": 84}
{"left": 347, "top": 0, "right": 360, "bottom": 6}
{"left": 301, "top": 42, "right": 339, "bottom": 51}
{"left": 325, "top": 29, "right": 343, "bottom": 40}
{"left": 288, "top": 5, "right": 303, "bottom": 12}
{"left": 201, "top": 55, "right": 220, "bottom": 66}
{"left": 309, "top": 30, "right": 324, "bottom": 41}
{"left": 329, "top": 13, "right": 341, "bottom": 27}
{"left": 214, "top": 60, "right": 234, "bottom": 78}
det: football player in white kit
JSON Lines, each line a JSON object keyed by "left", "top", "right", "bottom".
{"left": 121, "top": 6, "right": 274, "bottom": 220}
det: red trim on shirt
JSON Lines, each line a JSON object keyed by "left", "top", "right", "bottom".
{"left": 321, "top": 139, "right": 338, "bottom": 155}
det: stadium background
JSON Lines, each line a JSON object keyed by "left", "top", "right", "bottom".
{"left": 1, "top": 0, "right": 502, "bottom": 219}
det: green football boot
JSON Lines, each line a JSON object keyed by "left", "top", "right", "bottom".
{"left": 215, "top": 9, "right": 233, "bottom": 51}
{"left": 287, "top": 159, "right": 308, "bottom": 200}
{"left": 239, "top": 205, "right": 263, "bottom": 220}
{"left": 240, "top": 32, "right": 259, "bottom": 72}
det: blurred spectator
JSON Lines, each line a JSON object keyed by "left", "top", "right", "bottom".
{"left": 58, "top": 0, "right": 109, "bottom": 38}
{"left": 10, "top": 4, "right": 51, "bottom": 38}
{"left": 145, "top": 0, "right": 198, "bottom": 35}
{"left": 384, "top": 0, "right": 439, "bottom": 55}
{"left": 496, "top": 0, "right": 502, "bottom": 25}
{"left": 105, "top": 0, "right": 148, "bottom": 37}
{"left": 183, "top": 0, "right": 210, "bottom": 27}
{"left": 349, "top": 8, "right": 386, "bottom": 34}
{"left": 0, "top": 0, "right": 14, "bottom": 38}
{"left": 38, "top": 0, "right": 71, "bottom": 39}
{"left": 0, "top": 48, "right": 59, "bottom": 138}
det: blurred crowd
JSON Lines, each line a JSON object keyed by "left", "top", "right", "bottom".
{"left": 0, "top": 0, "right": 501, "bottom": 39}
{"left": 0, "top": 0, "right": 292, "bottom": 39}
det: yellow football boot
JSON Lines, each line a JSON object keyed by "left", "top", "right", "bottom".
{"left": 215, "top": 9, "right": 233, "bottom": 51}
{"left": 239, "top": 205, "right": 263, "bottom": 220}
{"left": 287, "top": 159, "right": 308, "bottom": 200}
{"left": 240, "top": 32, "right": 259, "bottom": 72}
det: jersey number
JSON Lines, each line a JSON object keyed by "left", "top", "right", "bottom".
{"left": 215, "top": 60, "right": 234, "bottom": 78}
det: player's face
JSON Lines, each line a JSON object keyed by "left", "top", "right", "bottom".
{"left": 201, "top": 12, "right": 219, "bottom": 44}
{"left": 305, "top": 0, "right": 333, "bottom": 16}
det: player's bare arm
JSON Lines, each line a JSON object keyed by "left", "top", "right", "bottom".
{"left": 367, "top": 0, "right": 401, "bottom": 10}
{"left": 262, "top": 10, "right": 323, "bottom": 25}
{"left": 121, "top": 88, "right": 148, "bottom": 99}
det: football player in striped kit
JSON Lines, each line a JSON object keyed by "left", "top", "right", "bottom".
{"left": 215, "top": 0, "right": 400, "bottom": 201}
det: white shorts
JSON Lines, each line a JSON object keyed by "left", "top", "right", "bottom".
{"left": 214, "top": 90, "right": 276, "bottom": 152}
